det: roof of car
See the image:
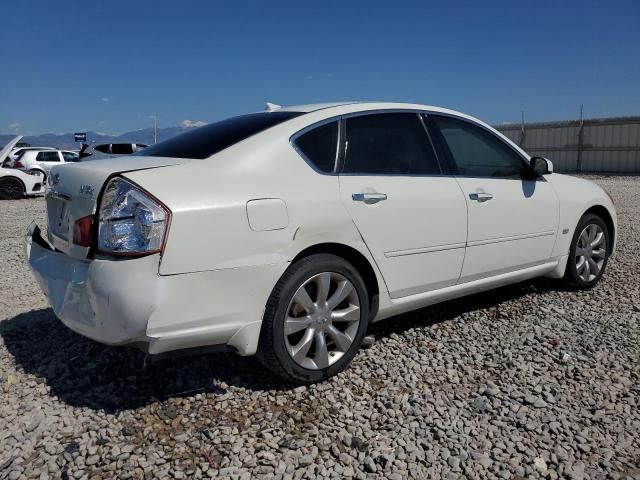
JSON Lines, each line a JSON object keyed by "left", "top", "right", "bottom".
{"left": 14, "top": 146, "right": 55, "bottom": 150}
{"left": 277, "top": 101, "right": 468, "bottom": 118}
{"left": 25, "top": 148, "right": 74, "bottom": 153}
{"left": 278, "top": 102, "right": 363, "bottom": 112}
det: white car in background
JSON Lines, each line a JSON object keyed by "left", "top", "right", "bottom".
{"left": 14, "top": 149, "right": 80, "bottom": 181}
{"left": 2, "top": 146, "right": 57, "bottom": 167}
{"left": 0, "top": 137, "right": 45, "bottom": 199}
{"left": 25, "top": 102, "right": 616, "bottom": 383}
{"left": 79, "top": 143, "right": 148, "bottom": 161}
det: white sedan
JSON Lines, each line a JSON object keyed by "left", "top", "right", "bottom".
{"left": 25, "top": 102, "right": 616, "bottom": 383}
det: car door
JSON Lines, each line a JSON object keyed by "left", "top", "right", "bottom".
{"left": 428, "top": 114, "right": 560, "bottom": 282}
{"left": 36, "top": 151, "right": 62, "bottom": 174}
{"left": 338, "top": 112, "right": 468, "bottom": 299}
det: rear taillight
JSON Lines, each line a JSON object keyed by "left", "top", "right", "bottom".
{"left": 97, "top": 177, "right": 170, "bottom": 256}
{"left": 15, "top": 161, "right": 24, "bottom": 169}
{"left": 73, "top": 215, "right": 93, "bottom": 247}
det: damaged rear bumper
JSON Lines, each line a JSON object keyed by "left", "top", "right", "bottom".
{"left": 24, "top": 222, "right": 286, "bottom": 356}
{"left": 25, "top": 222, "right": 156, "bottom": 345}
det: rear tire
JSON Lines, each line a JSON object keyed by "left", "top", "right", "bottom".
{"left": 257, "top": 254, "right": 370, "bottom": 384}
{"left": 0, "top": 177, "right": 25, "bottom": 200}
{"left": 562, "top": 213, "right": 610, "bottom": 289}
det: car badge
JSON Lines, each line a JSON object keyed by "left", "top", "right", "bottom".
{"left": 79, "top": 185, "right": 95, "bottom": 196}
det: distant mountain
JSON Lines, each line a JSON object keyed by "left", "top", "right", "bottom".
{"left": 0, "top": 125, "right": 200, "bottom": 150}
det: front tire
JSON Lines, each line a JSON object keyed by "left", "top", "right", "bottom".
{"left": 0, "top": 177, "right": 26, "bottom": 200}
{"left": 562, "top": 213, "right": 610, "bottom": 289}
{"left": 257, "top": 254, "right": 370, "bottom": 384}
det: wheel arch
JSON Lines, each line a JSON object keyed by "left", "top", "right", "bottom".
{"left": 291, "top": 242, "right": 381, "bottom": 318}
{"left": 30, "top": 167, "right": 46, "bottom": 177}
{"left": 584, "top": 204, "right": 615, "bottom": 253}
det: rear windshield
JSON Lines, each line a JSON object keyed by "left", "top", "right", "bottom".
{"left": 134, "top": 111, "right": 303, "bottom": 159}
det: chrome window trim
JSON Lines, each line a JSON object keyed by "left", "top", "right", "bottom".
{"left": 417, "top": 113, "right": 445, "bottom": 174}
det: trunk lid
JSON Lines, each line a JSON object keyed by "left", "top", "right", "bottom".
{"left": 45, "top": 155, "right": 195, "bottom": 258}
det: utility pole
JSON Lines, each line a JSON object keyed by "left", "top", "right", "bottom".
{"left": 152, "top": 114, "right": 158, "bottom": 144}
{"left": 520, "top": 110, "right": 526, "bottom": 147}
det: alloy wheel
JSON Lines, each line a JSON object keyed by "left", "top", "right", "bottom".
{"left": 284, "top": 272, "right": 361, "bottom": 370}
{"left": 575, "top": 223, "right": 606, "bottom": 282}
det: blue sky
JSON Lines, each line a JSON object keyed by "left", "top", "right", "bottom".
{"left": 1, "top": 0, "right": 639, "bottom": 135}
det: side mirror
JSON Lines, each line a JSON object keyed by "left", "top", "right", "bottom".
{"left": 530, "top": 157, "right": 553, "bottom": 176}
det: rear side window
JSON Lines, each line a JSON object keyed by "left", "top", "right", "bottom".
{"left": 293, "top": 121, "right": 338, "bottom": 173}
{"left": 342, "top": 113, "right": 440, "bottom": 175}
{"left": 432, "top": 115, "right": 525, "bottom": 178}
{"left": 62, "top": 152, "right": 80, "bottom": 162}
{"left": 135, "top": 111, "right": 303, "bottom": 159}
{"left": 37, "top": 151, "right": 61, "bottom": 162}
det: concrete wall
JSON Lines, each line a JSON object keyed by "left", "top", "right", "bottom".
{"left": 495, "top": 117, "right": 640, "bottom": 173}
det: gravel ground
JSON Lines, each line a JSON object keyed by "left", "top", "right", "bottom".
{"left": 0, "top": 176, "right": 638, "bottom": 480}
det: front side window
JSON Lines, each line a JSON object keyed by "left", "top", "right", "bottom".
{"left": 293, "top": 121, "right": 338, "bottom": 173}
{"left": 342, "top": 113, "right": 440, "bottom": 175}
{"left": 62, "top": 152, "right": 80, "bottom": 162}
{"left": 37, "top": 151, "right": 61, "bottom": 162}
{"left": 432, "top": 115, "right": 525, "bottom": 178}
{"left": 135, "top": 111, "right": 303, "bottom": 159}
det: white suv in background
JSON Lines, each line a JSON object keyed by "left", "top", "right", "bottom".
{"left": 3, "top": 146, "right": 56, "bottom": 167}
{"left": 14, "top": 149, "right": 80, "bottom": 180}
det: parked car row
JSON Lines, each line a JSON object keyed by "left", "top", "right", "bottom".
{"left": 0, "top": 136, "right": 148, "bottom": 199}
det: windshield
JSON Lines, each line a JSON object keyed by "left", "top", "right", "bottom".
{"left": 134, "top": 111, "right": 303, "bottom": 159}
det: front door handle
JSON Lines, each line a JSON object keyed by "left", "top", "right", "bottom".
{"left": 469, "top": 192, "right": 493, "bottom": 202}
{"left": 352, "top": 192, "right": 388, "bottom": 203}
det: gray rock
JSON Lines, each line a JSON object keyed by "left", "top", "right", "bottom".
{"left": 361, "top": 336, "right": 375, "bottom": 348}
{"left": 363, "top": 457, "right": 376, "bottom": 473}
{"left": 298, "top": 455, "right": 314, "bottom": 466}
{"left": 534, "top": 457, "right": 548, "bottom": 474}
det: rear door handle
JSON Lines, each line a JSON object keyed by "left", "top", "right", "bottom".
{"left": 352, "top": 192, "right": 388, "bottom": 203}
{"left": 469, "top": 192, "right": 493, "bottom": 202}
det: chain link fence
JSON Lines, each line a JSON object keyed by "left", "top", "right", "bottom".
{"left": 496, "top": 117, "right": 640, "bottom": 173}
